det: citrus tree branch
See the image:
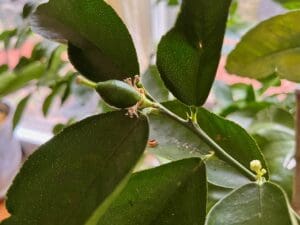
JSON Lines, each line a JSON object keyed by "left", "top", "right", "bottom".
{"left": 293, "top": 90, "right": 300, "bottom": 215}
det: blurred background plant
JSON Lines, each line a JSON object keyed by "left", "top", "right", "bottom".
{"left": 0, "top": 0, "right": 97, "bottom": 151}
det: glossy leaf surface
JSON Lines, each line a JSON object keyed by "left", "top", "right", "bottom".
{"left": 97, "top": 158, "right": 207, "bottom": 225}
{"left": 206, "top": 182, "right": 295, "bottom": 225}
{"left": 227, "top": 11, "right": 300, "bottom": 82}
{"left": 206, "top": 156, "right": 249, "bottom": 188}
{"left": 31, "top": 0, "right": 139, "bottom": 82}
{"left": 197, "top": 107, "right": 268, "bottom": 178}
{"left": 2, "top": 111, "right": 149, "bottom": 225}
{"left": 147, "top": 108, "right": 249, "bottom": 188}
{"left": 157, "top": 0, "right": 231, "bottom": 106}
{"left": 159, "top": 100, "right": 267, "bottom": 178}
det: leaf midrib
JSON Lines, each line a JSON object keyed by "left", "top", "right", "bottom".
{"left": 232, "top": 46, "right": 300, "bottom": 69}
{"left": 149, "top": 162, "right": 204, "bottom": 225}
{"left": 61, "top": 118, "right": 143, "bottom": 225}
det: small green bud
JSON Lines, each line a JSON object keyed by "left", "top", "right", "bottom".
{"left": 96, "top": 80, "right": 142, "bottom": 109}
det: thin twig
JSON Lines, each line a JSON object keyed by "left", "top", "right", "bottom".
{"left": 155, "top": 103, "right": 256, "bottom": 181}
{"left": 293, "top": 89, "right": 300, "bottom": 215}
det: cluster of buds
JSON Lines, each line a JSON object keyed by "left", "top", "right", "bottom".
{"left": 250, "top": 160, "right": 267, "bottom": 184}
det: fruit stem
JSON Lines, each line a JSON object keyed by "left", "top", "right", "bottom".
{"left": 76, "top": 75, "right": 97, "bottom": 89}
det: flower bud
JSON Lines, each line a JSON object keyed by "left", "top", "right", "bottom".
{"left": 250, "top": 160, "right": 262, "bottom": 173}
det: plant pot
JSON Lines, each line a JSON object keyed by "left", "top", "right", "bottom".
{"left": 0, "top": 102, "right": 22, "bottom": 200}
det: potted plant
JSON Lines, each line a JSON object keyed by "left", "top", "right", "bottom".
{"left": 0, "top": 0, "right": 300, "bottom": 224}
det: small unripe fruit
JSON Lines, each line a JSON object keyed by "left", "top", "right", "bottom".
{"left": 96, "top": 80, "right": 142, "bottom": 109}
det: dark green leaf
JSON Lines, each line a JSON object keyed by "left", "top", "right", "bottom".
{"left": 197, "top": 107, "right": 268, "bottom": 178}
{"left": 13, "top": 94, "right": 31, "bottom": 129}
{"left": 2, "top": 111, "right": 149, "bottom": 225}
{"left": 31, "top": 0, "right": 139, "bottom": 82}
{"left": 141, "top": 66, "right": 170, "bottom": 102}
{"left": 156, "top": 0, "right": 231, "bottom": 106}
{"left": 226, "top": 11, "right": 300, "bottom": 82}
{"left": 147, "top": 107, "right": 250, "bottom": 188}
{"left": 0, "top": 62, "right": 46, "bottom": 97}
{"left": 159, "top": 100, "right": 268, "bottom": 179}
{"left": 96, "top": 158, "right": 206, "bottom": 225}
{"left": 159, "top": 101, "right": 267, "bottom": 180}
{"left": 206, "top": 182, "right": 296, "bottom": 225}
